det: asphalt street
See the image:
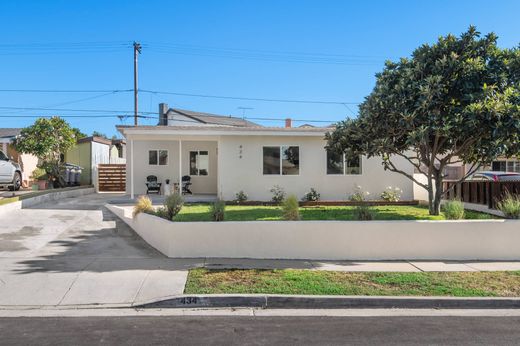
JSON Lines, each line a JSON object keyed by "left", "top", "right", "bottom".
{"left": 1, "top": 316, "right": 520, "bottom": 345}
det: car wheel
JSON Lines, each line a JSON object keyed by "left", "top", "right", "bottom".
{"left": 8, "top": 172, "right": 21, "bottom": 191}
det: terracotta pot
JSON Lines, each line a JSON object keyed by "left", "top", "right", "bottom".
{"left": 37, "top": 180, "right": 48, "bottom": 190}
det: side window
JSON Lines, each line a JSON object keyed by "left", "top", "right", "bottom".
{"left": 326, "top": 150, "right": 362, "bottom": 175}
{"left": 190, "top": 151, "right": 209, "bottom": 176}
{"left": 149, "top": 150, "right": 168, "bottom": 165}
{"left": 0, "top": 150, "right": 7, "bottom": 161}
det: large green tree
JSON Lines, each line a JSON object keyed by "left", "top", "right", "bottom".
{"left": 14, "top": 117, "right": 78, "bottom": 187}
{"left": 327, "top": 27, "right": 520, "bottom": 215}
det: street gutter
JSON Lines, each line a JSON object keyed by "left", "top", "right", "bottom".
{"left": 136, "top": 294, "right": 520, "bottom": 310}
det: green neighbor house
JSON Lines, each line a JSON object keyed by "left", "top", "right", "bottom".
{"left": 65, "top": 136, "right": 126, "bottom": 186}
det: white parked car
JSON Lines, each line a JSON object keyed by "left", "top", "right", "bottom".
{"left": 0, "top": 150, "right": 22, "bottom": 191}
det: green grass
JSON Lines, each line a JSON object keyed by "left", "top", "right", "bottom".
{"left": 185, "top": 269, "right": 520, "bottom": 297}
{"left": 173, "top": 204, "right": 494, "bottom": 221}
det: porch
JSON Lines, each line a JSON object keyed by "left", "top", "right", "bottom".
{"left": 127, "top": 135, "right": 220, "bottom": 199}
{"left": 107, "top": 193, "right": 218, "bottom": 205}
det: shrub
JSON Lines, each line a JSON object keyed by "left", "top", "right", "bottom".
{"left": 210, "top": 199, "right": 226, "bottom": 221}
{"left": 164, "top": 192, "right": 184, "bottom": 220}
{"left": 302, "top": 188, "right": 321, "bottom": 202}
{"left": 380, "top": 186, "right": 402, "bottom": 202}
{"left": 443, "top": 200, "right": 465, "bottom": 220}
{"left": 282, "top": 195, "right": 300, "bottom": 221}
{"left": 349, "top": 184, "right": 370, "bottom": 202}
{"left": 133, "top": 195, "right": 153, "bottom": 217}
{"left": 31, "top": 167, "right": 47, "bottom": 181}
{"left": 270, "top": 185, "right": 286, "bottom": 204}
{"left": 153, "top": 206, "right": 170, "bottom": 219}
{"left": 496, "top": 192, "right": 520, "bottom": 219}
{"left": 235, "top": 190, "right": 248, "bottom": 204}
{"left": 354, "top": 205, "right": 374, "bottom": 220}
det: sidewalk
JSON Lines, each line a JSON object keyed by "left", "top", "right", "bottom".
{"left": 200, "top": 258, "right": 520, "bottom": 272}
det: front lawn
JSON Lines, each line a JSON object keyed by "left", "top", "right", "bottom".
{"left": 185, "top": 269, "right": 520, "bottom": 297}
{"left": 174, "top": 204, "right": 493, "bottom": 222}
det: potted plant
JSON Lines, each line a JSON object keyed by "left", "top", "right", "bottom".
{"left": 31, "top": 167, "right": 48, "bottom": 190}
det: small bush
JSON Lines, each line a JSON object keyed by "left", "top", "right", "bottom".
{"left": 282, "top": 195, "right": 300, "bottom": 221}
{"left": 349, "top": 184, "right": 370, "bottom": 202}
{"left": 153, "top": 206, "right": 170, "bottom": 219}
{"left": 380, "top": 186, "right": 402, "bottom": 202}
{"left": 133, "top": 195, "right": 153, "bottom": 217}
{"left": 235, "top": 190, "right": 248, "bottom": 204}
{"left": 210, "top": 199, "right": 226, "bottom": 221}
{"left": 164, "top": 192, "right": 184, "bottom": 220}
{"left": 443, "top": 200, "right": 465, "bottom": 220}
{"left": 302, "top": 188, "right": 321, "bottom": 202}
{"left": 270, "top": 185, "right": 286, "bottom": 204}
{"left": 497, "top": 192, "right": 520, "bottom": 219}
{"left": 31, "top": 167, "right": 47, "bottom": 181}
{"left": 354, "top": 205, "right": 374, "bottom": 220}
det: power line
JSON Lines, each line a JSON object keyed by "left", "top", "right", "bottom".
{"left": 140, "top": 89, "right": 360, "bottom": 105}
{"left": 0, "top": 89, "right": 132, "bottom": 93}
{"left": 0, "top": 106, "right": 155, "bottom": 114}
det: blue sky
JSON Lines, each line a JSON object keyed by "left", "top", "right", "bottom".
{"left": 1, "top": 0, "right": 519, "bottom": 137}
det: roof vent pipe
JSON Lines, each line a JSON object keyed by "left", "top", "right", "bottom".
{"left": 285, "top": 118, "right": 292, "bottom": 128}
{"left": 158, "top": 103, "right": 169, "bottom": 126}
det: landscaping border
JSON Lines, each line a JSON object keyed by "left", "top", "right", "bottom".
{"left": 107, "top": 204, "right": 520, "bottom": 261}
{"left": 0, "top": 186, "right": 95, "bottom": 215}
{"left": 228, "top": 200, "right": 420, "bottom": 207}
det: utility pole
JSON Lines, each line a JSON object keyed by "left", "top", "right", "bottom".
{"left": 133, "top": 42, "right": 142, "bottom": 126}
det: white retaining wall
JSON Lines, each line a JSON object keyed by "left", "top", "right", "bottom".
{"left": 107, "top": 204, "right": 520, "bottom": 261}
{"left": 0, "top": 187, "right": 95, "bottom": 216}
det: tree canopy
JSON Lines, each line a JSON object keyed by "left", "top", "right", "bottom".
{"left": 326, "top": 27, "right": 520, "bottom": 215}
{"left": 14, "top": 117, "right": 79, "bottom": 187}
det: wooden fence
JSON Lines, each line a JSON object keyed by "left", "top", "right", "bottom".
{"left": 443, "top": 181, "right": 520, "bottom": 209}
{"left": 98, "top": 164, "right": 126, "bottom": 192}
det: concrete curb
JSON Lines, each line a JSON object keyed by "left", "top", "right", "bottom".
{"left": 136, "top": 295, "right": 520, "bottom": 310}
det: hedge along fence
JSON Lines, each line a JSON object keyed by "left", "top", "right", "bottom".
{"left": 107, "top": 204, "right": 520, "bottom": 261}
{"left": 443, "top": 181, "right": 520, "bottom": 209}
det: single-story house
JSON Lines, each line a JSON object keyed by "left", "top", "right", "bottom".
{"left": 65, "top": 136, "right": 126, "bottom": 186}
{"left": 0, "top": 128, "right": 38, "bottom": 187}
{"left": 116, "top": 104, "right": 415, "bottom": 201}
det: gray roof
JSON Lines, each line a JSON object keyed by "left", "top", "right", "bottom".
{"left": 0, "top": 128, "right": 22, "bottom": 139}
{"left": 117, "top": 124, "right": 334, "bottom": 134}
{"left": 168, "top": 108, "right": 260, "bottom": 127}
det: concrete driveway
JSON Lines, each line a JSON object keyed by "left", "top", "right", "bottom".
{"left": 0, "top": 193, "right": 197, "bottom": 308}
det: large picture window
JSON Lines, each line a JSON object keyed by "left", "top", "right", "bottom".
{"left": 326, "top": 150, "right": 361, "bottom": 175}
{"left": 263, "top": 146, "right": 299, "bottom": 175}
{"left": 190, "top": 150, "right": 209, "bottom": 176}
{"left": 149, "top": 150, "right": 168, "bottom": 165}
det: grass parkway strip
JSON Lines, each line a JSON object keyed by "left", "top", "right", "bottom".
{"left": 185, "top": 269, "right": 520, "bottom": 297}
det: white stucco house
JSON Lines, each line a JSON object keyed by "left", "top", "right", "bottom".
{"left": 117, "top": 103, "right": 415, "bottom": 201}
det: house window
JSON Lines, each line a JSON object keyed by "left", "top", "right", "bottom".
{"left": 492, "top": 160, "right": 520, "bottom": 173}
{"left": 263, "top": 146, "right": 299, "bottom": 175}
{"left": 326, "top": 150, "right": 362, "bottom": 175}
{"left": 149, "top": 150, "right": 168, "bottom": 165}
{"left": 190, "top": 151, "right": 209, "bottom": 176}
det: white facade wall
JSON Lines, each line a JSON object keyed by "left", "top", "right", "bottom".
{"left": 125, "top": 133, "right": 415, "bottom": 200}
{"left": 218, "top": 135, "right": 414, "bottom": 201}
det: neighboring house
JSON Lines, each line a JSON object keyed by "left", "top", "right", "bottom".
{"left": 117, "top": 103, "right": 414, "bottom": 200}
{"left": 0, "top": 128, "right": 39, "bottom": 186}
{"left": 65, "top": 136, "right": 126, "bottom": 187}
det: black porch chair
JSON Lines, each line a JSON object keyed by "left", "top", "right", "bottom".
{"left": 182, "top": 175, "right": 193, "bottom": 195}
{"left": 146, "top": 175, "right": 162, "bottom": 194}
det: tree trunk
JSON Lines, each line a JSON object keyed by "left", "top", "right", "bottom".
{"left": 430, "top": 173, "right": 444, "bottom": 216}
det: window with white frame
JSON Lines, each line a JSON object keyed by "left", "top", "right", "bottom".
{"left": 326, "top": 150, "right": 362, "bottom": 175}
{"left": 190, "top": 150, "right": 209, "bottom": 176}
{"left": 492, "top": 160, "right": 520, "bottom": 173}
{"left": 263, "top": 146, "right": 299, "bottom": 175}
{"left": 148, "top": 150, "right": 168, "bottom": 165}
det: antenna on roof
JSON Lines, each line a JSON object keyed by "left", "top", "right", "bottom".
{"left": 237, "top": 107, "right": 253, "bottom": 119}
